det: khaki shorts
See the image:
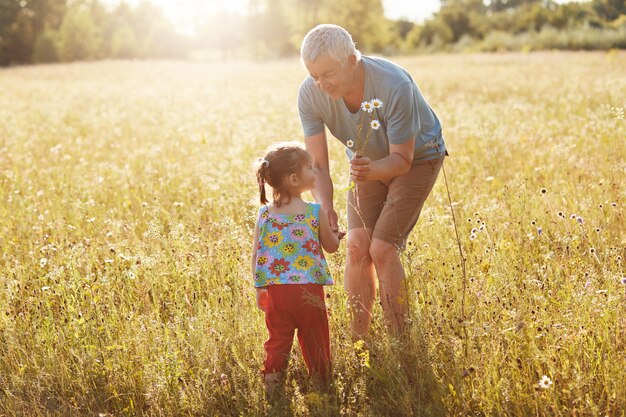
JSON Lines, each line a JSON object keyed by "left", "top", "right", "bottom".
{"left": 347, "top": 156, "right": 444, "bottom": 250}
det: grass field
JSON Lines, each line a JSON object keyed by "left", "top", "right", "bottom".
{"left": 0, "top": 51, "right": 625, "bottom": 416}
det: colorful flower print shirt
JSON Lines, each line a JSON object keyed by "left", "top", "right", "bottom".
{"left": 254, "top": 203, "right": 333, "bottom": 288}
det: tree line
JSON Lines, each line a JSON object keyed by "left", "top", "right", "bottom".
{"left": 1, "top": 0, "right": 625, "bottom": 66}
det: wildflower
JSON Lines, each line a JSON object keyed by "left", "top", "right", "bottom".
{"left": 598, "top": 204, "right": 603, "bottom": 209}
{"left": 620, "top": 277, "right": 626, "bottom": 285}
{"left": 470, "top": 233, "right": 477, "bottom": 241}
{"left": 346, "top": 140, "right": 354, "bottom": 148}
{"left": 541, "top": 188, "right": 547, "bottom": 195}
{"left": 353, "top": 339, "right": 365, "bottom": 350}
{"left": 577, "top": 216, "right": 584, "bottom": 225}
{"left": 610, "top": 202, "right": 617, "bottom": 207}
{"left": 557, "top": 211, "right": 564, "bottom": 218}
{"left": 589, "top": 248, "right": 595, "bottom": 254}
{"left": 617, "top": 256, "right": 622, "bottom": 262}
{"left": 479, "top": 224, "right": 485, "bottom": 231}
{"left": 467, "top": 218, "right": 473, "bottom": 223}
{"left": 538, "top": 375, "right": 553, "bottom": 389}
{"left": 570, "top": 214, "right": 577, "bottom": 219}
{"left": 537, "top": 227, "right": 543, "bottom": 236}
{"left": 370, "top": 98, "right": 383, "bottom": 109}
{"left": 351, "top": 98, "right": 383, "bottom": 156}
{"left": 40, "top": 258, "right": 48, "bottom": 267}
{"left": 471, "top": 228, "right": 477, "bottom": 234}
{"left": 531, "top": 220, "right": 536, "bottom": 226}
{"left": 595, "top": 228, "right": 601, "bottom": 233}
{"left": 220, "top": 373, "right": 229, "bottom": 387}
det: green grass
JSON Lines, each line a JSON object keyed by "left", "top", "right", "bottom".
{"left": 0, "top": 51, "right": 625, "bottom": 416}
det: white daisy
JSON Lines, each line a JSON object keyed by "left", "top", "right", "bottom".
{"left": 361, "top": 101, "right": 373, "bottom": 113}
{"left": 346, "top": 140, "right": 354, "bottom": 148}
{"left": 370, "top": 98, "right": 383, "bottom": 109}
{"left": 538, "top": 375, "right": 553, "bottom": 389}
{"left": 370, "top": 120, "right": 381, "bottom": 130}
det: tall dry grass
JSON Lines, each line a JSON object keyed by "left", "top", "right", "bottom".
{"left": 0, "top": 51, "right": 625, "bottom": 416}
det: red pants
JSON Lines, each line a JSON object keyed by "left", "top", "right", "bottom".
{"left": 262, "top": 284, "right": 331, "bottom": 381}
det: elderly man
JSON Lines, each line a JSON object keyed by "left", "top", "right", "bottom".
{"left": 297, "top": 24, "right": 446, "bottom": 339}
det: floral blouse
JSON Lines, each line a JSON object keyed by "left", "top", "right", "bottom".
{"left": 254, "top": 203, "right": 333, "bottom": 288}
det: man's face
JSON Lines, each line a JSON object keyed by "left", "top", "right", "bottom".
{"left": 305, "top": 54, "right": 355, "bottom": 100}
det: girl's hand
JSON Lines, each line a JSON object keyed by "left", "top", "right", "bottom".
{"left": 350, "top": 155, "right": 372, "bottom": 182}
{"left": 256, "top": 288, "right": 268, "bottom": 312}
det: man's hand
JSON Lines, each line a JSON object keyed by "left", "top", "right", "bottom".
{"left": 324, "top": 205, "right": 340, "bottom": 233}
{"left": 350, "top": 155, "right": 372, "bottom": 182}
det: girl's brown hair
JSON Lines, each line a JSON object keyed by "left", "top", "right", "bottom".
{"left": 256, "top": 142, "right": 311, "bottom": 207}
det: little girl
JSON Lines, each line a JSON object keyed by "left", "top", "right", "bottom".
{"left": 251, "top": 142, "right": 341, "bottom": 394}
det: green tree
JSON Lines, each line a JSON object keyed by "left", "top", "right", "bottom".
{"left": 430, "top": 0, "right": 488, "bottom": 44}
{"left": 484, "top": 0, "right": 541, "bottom": 12}
{"left": 110, "top": 24, "right": 138, "bottom": 59}
{"left": 247, "top": 0, "right": 294, "bottom": 58}
{"left": 593, "top": 0, "right": 626, "bottom": 21}
{"left": 57, "top": 2, "right": 103, "bottom": 61}
{"left": 0, "top": 0, "right": 66, "bottom": 65}
{"left": 321, "top": 0, "right": 391, "bottom": 53}
{"left": 32, "top": 29, "right": 58, "bottom": 62}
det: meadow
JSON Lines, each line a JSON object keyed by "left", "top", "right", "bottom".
{"left": 0, "top": 51, "right": 625, "bottom": 416}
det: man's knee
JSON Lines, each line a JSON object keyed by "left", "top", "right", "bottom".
{"left": 369, "top": 239, "right": 399, "bottom": 267}
{"left": 346, "top": 230, "right": 371, "bottom": 261}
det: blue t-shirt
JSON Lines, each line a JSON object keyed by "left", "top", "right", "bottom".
{"left": 254, "top": 203, "right": 333, "bottom": 288}
{"left": 298, "top": 55, "right": 446, "bottom": 161}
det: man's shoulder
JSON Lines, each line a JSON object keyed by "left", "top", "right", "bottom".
{"left": 363, "top": 55, "right": 412, "bottom": 87}
{"left": 298, "top": 75, "right": 316, "bottom": 95}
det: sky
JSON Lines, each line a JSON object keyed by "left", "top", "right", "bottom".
{"left": 384, "top": 0, "right": 585, "bottom": 22}
{"left": 384, "top": 0, "right": 441, "bottom": 23}
{"left": 104, "top": 0, "right": 585, "bottom": 35}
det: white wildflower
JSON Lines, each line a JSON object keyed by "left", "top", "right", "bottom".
{"left": 538, "top": 375, "right": 553, "bottom": 389}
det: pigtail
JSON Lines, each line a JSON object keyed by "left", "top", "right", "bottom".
{"left": 257, "top": 159, "right": 270, "bottom": 205}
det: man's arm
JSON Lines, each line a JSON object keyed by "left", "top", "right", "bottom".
{"left": 350, "top": 138, "right": 415, "bottom": 182}
{"left": 304, "top": 131, "right": 339, "bottom": 231}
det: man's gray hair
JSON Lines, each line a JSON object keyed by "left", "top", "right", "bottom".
{"left": 300, "top": 24, "right": 361, "bottom": 66}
